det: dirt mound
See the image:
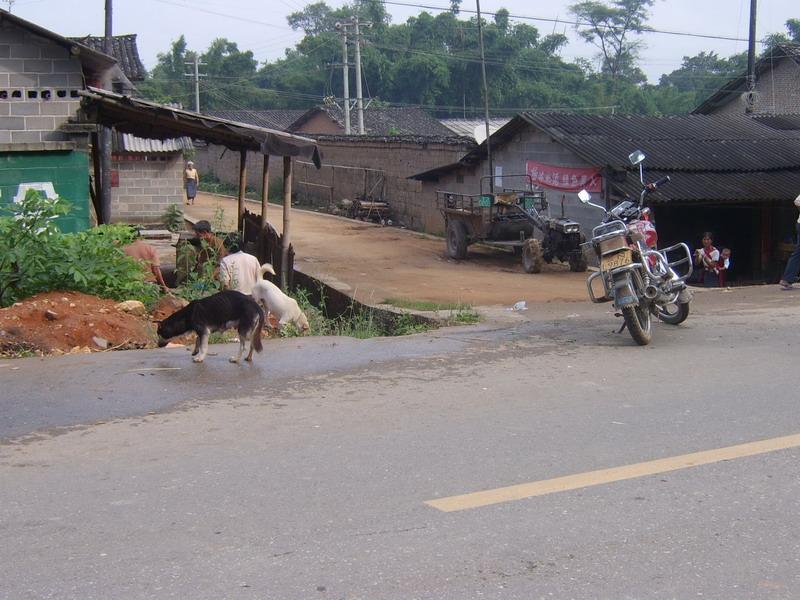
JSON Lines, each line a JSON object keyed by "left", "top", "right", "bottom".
{"left": 0, "top": 291, "right": 158, "bottom": 357}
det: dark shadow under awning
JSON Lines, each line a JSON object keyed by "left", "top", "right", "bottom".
{"left": 78, "top": 87, "right": 322, "bottom": 168}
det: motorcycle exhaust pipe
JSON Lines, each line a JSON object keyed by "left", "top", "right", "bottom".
{"left": 643, "top": 284, "right": 659, "bottom": 300}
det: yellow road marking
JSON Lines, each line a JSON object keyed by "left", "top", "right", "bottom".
{"left": 425, "top": 432, "right": 800, "bottom": 512}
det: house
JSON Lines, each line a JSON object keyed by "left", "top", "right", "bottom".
{"left": 203, "top": 109, "right": 307, "bottom": 132}
{"left": 71, "top": 33, "right": 193, "bottom": 224}
{"left": 411, "top": 112, "right": 800, "bottom": 283}
{"left": 693, "top": 43, "right": 800, "bottom": 115}
{"left": 194, "top": 106, "right": 474, "bottom": 231}
{"left": 287, "top": 105, "right": 457, "bottom": 137}
{"left": 0, "top": 9, "right": 117, "bottom": 232}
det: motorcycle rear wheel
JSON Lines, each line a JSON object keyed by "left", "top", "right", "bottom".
{"left": 623, "top": 303, "right": 652, "bottom": 346}
{"left": 656, "top": 301, "right": 690, "bottom": 325}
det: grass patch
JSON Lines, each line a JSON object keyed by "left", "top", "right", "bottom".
{"left": 382, "top": 298, "right": 465, "bottom": 312}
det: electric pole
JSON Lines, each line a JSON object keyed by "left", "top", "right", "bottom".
{"left": 745, "top": 0, "right": 758, "bottom": 113}
{"left": 476, "top": 0, "right": 493, "bottom": 192}
{"left": 337, "top": 22, "right": 351, "bottom": 134}
{"left": 353, "top": 18, "right": 365, "bottom": 135}
{"left": 100, "top": 0, "right": 113, "bottom": 224}
{"left": 185, "top": 55, "right": 206, "bottom": 113}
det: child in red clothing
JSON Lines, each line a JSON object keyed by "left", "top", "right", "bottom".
{"left": 718, "top": 248, "right": 731, "bottom": 287}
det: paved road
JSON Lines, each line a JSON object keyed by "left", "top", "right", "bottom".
{"left": 1, "top": 287, "right": 799, "bottom": 599}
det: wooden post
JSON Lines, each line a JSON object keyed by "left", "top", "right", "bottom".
{"left": 261, "top": 154, "right": 270, "bottom": 228}
{"left": 281, "top": 156, "right": 293, "bottom": 290}
{"left": 237, "top": 149, "right": 247, "bottom": 232}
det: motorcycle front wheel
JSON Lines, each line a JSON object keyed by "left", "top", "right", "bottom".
{"left": 656, "top": 301, "right": 690, "bottom": 325}
{"left": 622, "top": 303, "right": 652, "bottom": 345}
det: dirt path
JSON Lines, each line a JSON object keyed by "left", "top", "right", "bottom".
{"left": 185, "top": 193, "right": 588, "bottom": 307}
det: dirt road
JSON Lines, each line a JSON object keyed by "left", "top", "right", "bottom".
{"left": 185, "top": 192, "right": 588, "bottom": 307}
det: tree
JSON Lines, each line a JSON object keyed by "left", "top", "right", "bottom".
{"left": 569, "top": 0, "right": 655, "bottom": 83}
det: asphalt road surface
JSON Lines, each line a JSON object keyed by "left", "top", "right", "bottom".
{"left": 1, "top": 286, "right": 799, "bottom": 599}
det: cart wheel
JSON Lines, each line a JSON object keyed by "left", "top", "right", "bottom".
{"left": 522, "top": 239, "right": 544, "bottom": 273}
{"left": 446, "top": 220, "right": 468, "bottom": 259}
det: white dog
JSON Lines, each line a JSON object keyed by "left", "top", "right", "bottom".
{"left": 252, "top": 263, "right": 310, "bottom": 332}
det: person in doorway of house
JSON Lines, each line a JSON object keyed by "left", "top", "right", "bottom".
{"left": 694, "top": 231, "right": 720, "bottom": 287}
{"left": 219, "top": 236, "right": 262, "bottom": 295}
{"left": 184, "top": 160, "right": 199, "bottom": 205}
{"left": 123, "top": 229, "right": 170, "bottom": 292}
{"left": 778, "top": 193, "right": 800, "bottom": 290}
{"left": 193, "top": 219, "right": 227, "bottom": 278}
{"left": 718, "top": 247, "right": 732, "bottom": 287}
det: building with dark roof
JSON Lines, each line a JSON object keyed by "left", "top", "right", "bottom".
{"left": 693, "top": 43, "right": 800, "bottom": 115}
{"left": 203, "top": 109, "right": 308, "bottom": 132}
{"left": 288, "top": 105, "right": 457, "bottom": 137}
{"left": 411, "top": 112, "right": 800, "bottom": 283}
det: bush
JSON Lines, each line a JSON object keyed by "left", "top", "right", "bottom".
{"left": 0, "top": 191, "right": 161, "bottom": 307}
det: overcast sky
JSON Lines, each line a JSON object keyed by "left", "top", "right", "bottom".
{"left": 6, "top": 0, "right": 798, "bottom": 83}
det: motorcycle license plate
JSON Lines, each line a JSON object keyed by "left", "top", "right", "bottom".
{"left": 601, "top": 249, "right": 633, "bottom": 271}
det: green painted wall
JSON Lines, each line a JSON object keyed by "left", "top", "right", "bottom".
{"left": 0, "top": 151, "right": 91, "bottom": 233}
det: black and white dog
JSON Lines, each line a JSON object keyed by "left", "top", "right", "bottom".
{"left": 157, "top": 290, "right": 265, "bottom": 363}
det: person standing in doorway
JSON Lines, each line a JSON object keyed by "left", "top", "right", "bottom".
{"left": 694, "top": 231, "right": 720, "bottom": 287}
{"left": 778, "top": 194, "right": 800, "bottom": 290}
{"left": 184, "top": 160, "right": 199, "bottom": 205}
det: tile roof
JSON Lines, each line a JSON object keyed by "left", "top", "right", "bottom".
{"left": 293, "top": 106, "right": 457, "bottom": 137}
{"left": 203, "top": 110, "right": 308, "bottom": 132}
{"left": 69, "top": 34, "right": 146, "bottom": 81}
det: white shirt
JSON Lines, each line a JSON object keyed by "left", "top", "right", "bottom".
{"left": 219, "top": 251, "right": 262, "bottom": 295}
{"left": 795, "top": 193, "right": 800, "bottom": 224}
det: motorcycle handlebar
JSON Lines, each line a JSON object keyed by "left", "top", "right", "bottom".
{"left": 646, "top": 176, "right": 671, "bottom": 190}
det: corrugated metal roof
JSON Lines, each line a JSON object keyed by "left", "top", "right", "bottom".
{"left": 112, "top": 132, "right": 193, "bottom": 153}
{"left": 412, "top": 112, "right": 800, "bottom": 203}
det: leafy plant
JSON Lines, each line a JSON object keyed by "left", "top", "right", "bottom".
{"left": 0, "top": 191, "right": 161, "bottom": 307}
{"left": 162, "top": 203, "right": 185, "bottom": 232}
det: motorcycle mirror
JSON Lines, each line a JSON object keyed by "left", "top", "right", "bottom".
{"left": 628, "top": 150, "right": 646, "bottom": 166}
{"left": 577, "top": 190, "right": 591, "bottom": 203}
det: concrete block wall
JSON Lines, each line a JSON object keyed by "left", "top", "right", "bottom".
{"left": 111, "top": 154, "right": 185, "bottom": 223}
{"left": 0, "top": 21, "right": 84, "bottom": 144}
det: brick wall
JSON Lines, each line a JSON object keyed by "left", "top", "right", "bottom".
{"left": 111, "top": 154, "right": 184, "bottom": 223}
{"left": 0, "top": 21, "right": 84, "bottom": 144}
{"left": 194, "top": 137, "right": 472, "bottom": 232}
{"left": 711, "top": 59, "right": 800, "bottom": 115}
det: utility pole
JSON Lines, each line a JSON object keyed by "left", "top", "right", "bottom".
{"left": 745, "top": 0, "right": 758, "bottom": 113}
{"left": 337, "top": 22, "right": 351, "bottom": 134}
{"left": 476, "top": 0, "right": 493, "bottom": 192}
{"left": 353, "top": 18, "right": 365, "bottom": 135}
{"left": 99, "top": 0, "right": 113, "bottom": 224}
{"left": 184, "top": 55, "right": 205, "bottom": 112}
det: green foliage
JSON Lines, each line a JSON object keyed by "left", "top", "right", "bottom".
{"left": 162, "top": 203, "right": 185, "bottom": 233}
{"left": 0, "top": 191, "right": 161, "bottom": 307}
{"left": 172, "top": 239, "right": 223, "bottom": 302}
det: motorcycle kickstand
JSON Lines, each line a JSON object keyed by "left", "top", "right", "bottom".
{"left": 615, "top": 319, "right": 627, "bottom": 334}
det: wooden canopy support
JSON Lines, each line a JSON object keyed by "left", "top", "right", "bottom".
{"left": 237, "top": 148, "right": 247, "bottom": 232}
{"left": 261, "top": 154, "right": 270, "bottom": 229}
{"left": 281, "top": 156, "right": 293, "bottom": 290}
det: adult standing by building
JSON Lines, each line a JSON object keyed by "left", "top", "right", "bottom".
{"left": 184, "top": 160, "right": 199, "bottom": 205}
{"left": 219, "top": 237, "right": 262, "bottom": 295}
{"left": 694, "top": 231, "right": 721, "bottom": 287}
{"left": 778, "top": 194, "right": 800, "bottom": 290}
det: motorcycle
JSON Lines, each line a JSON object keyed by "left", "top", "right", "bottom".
{"left": 577, "top": 150, "right": 693, "bottom": 346}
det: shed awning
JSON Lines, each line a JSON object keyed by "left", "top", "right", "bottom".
{"left": 78, "top": 87, "right": 322, "bottom": 168}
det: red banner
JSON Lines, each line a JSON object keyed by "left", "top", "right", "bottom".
{"left": 525, "top": 160, "right": 602, "bottom": 193}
